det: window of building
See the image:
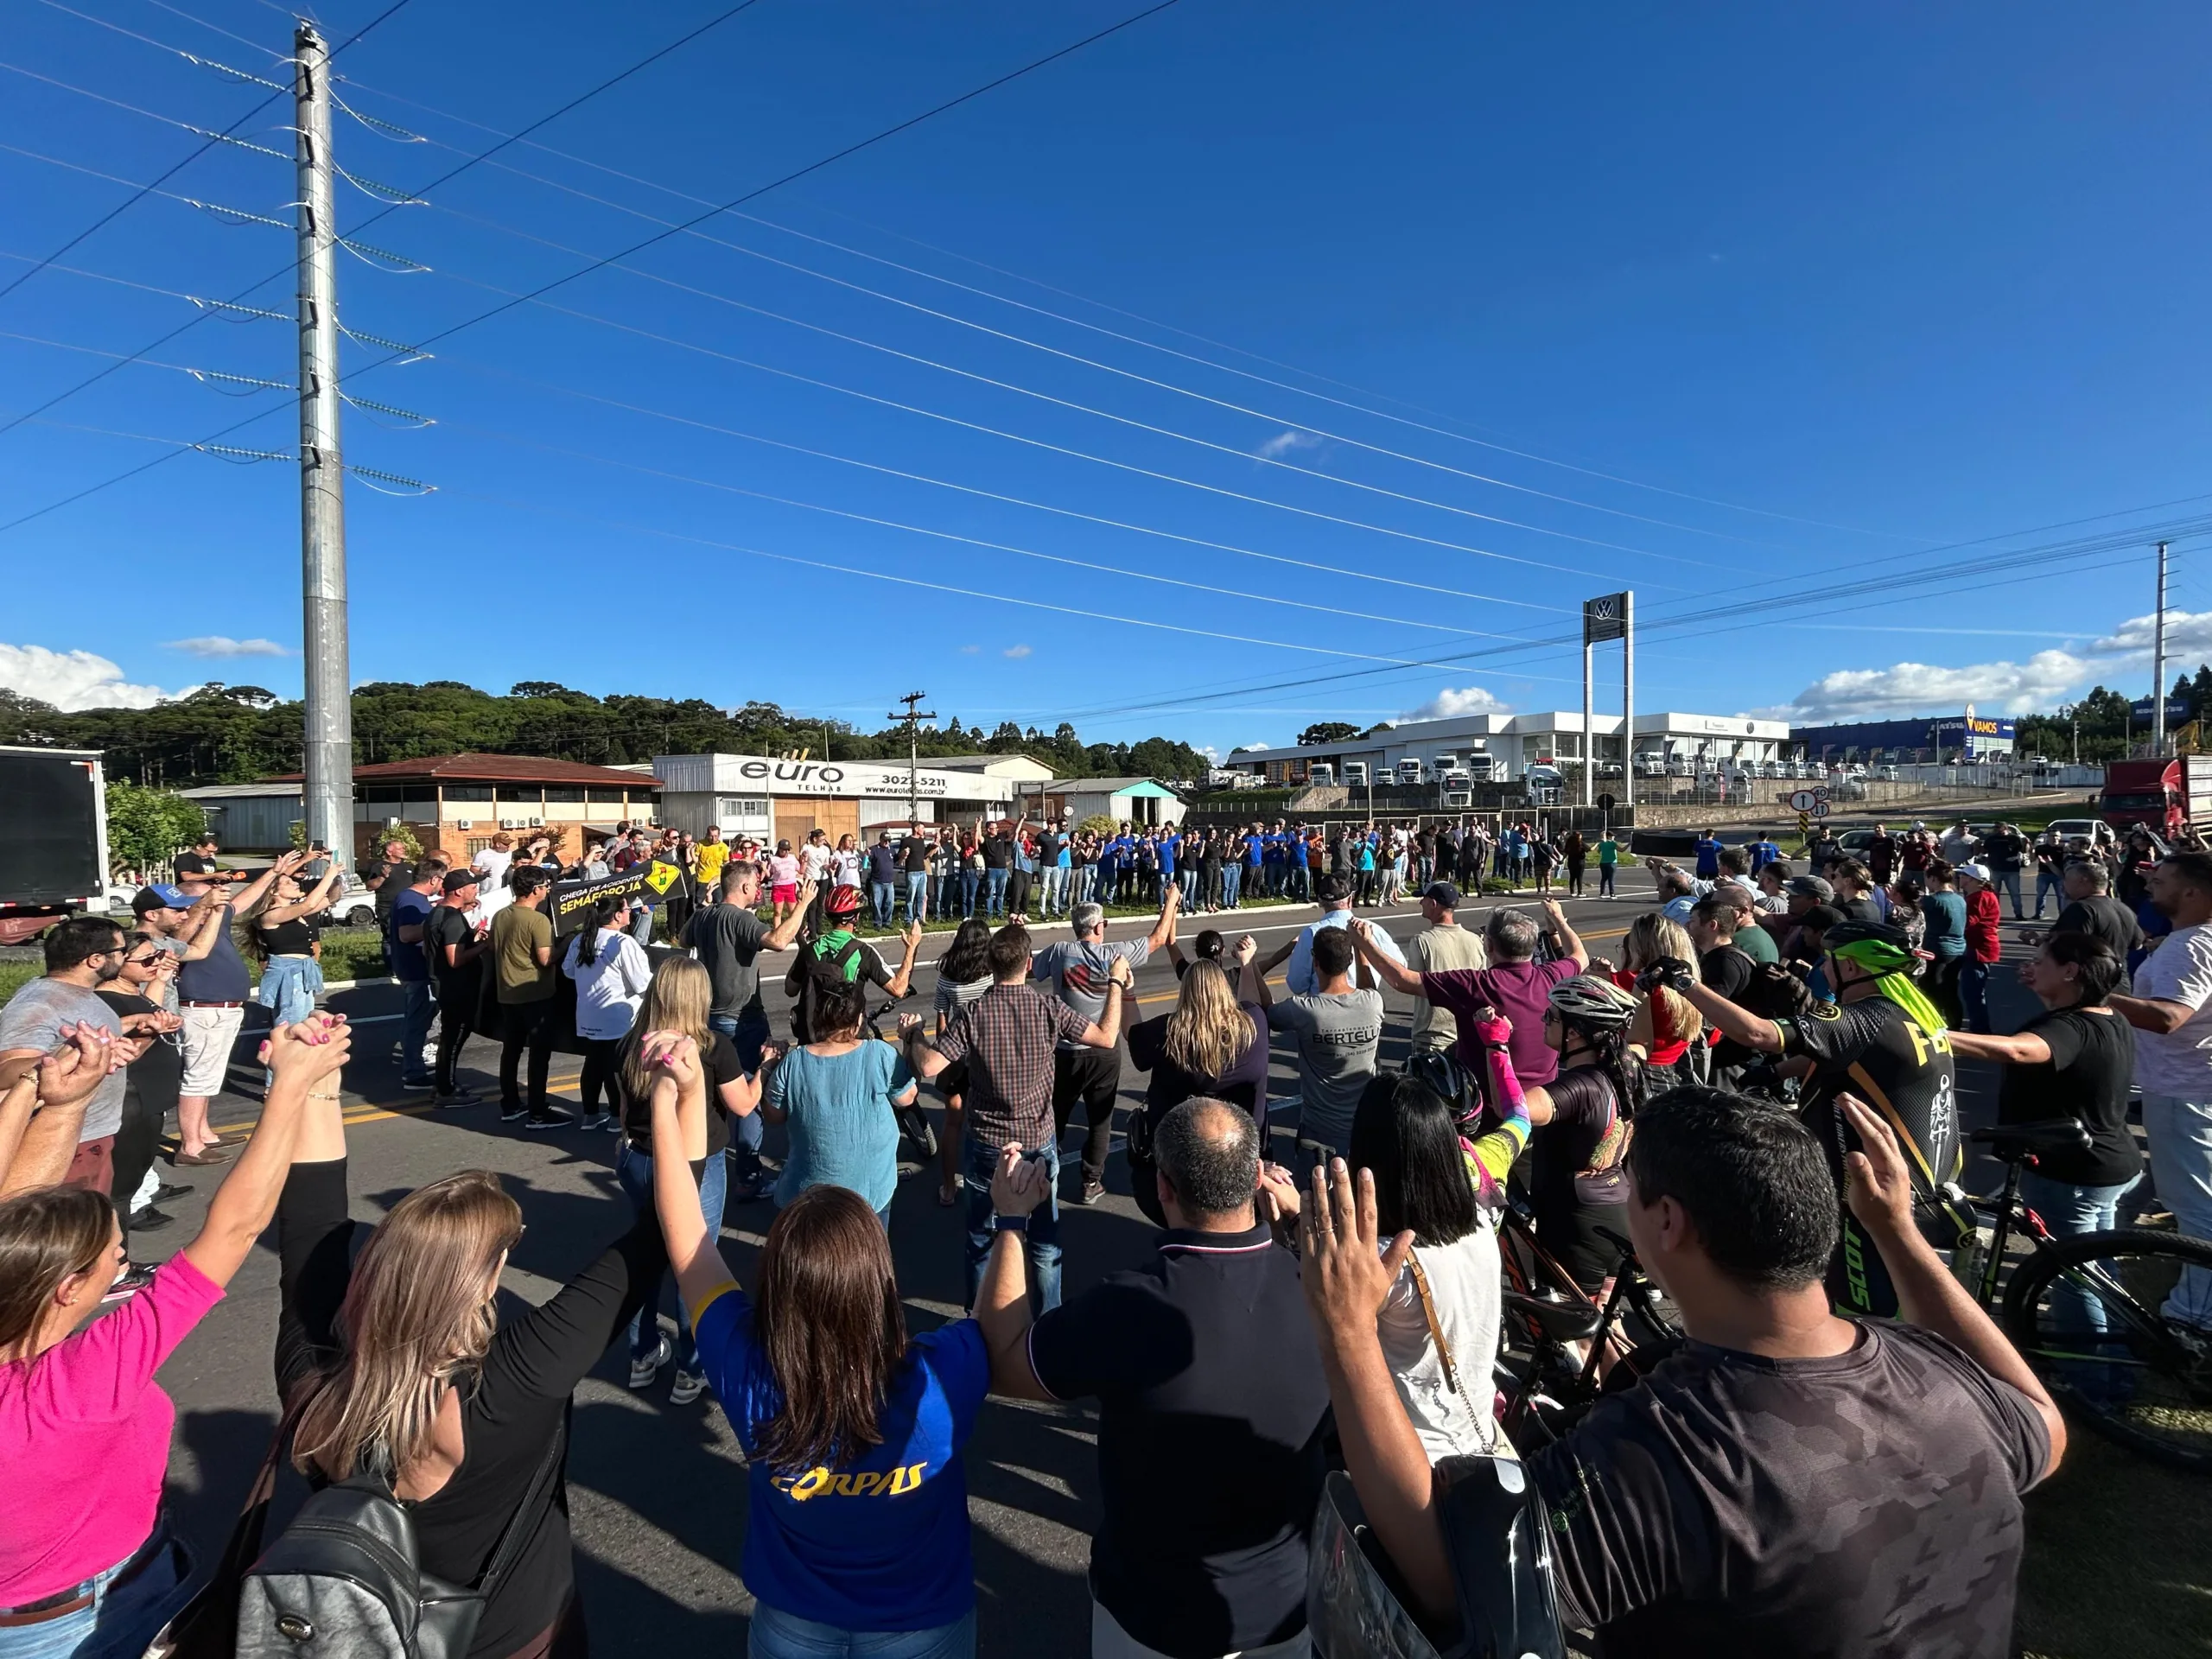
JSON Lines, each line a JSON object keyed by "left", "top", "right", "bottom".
{"left": 442, "top": 785, "right": 493, "bottom": 803}
{"left": 588, "top": 788, "right": 629, "bottom": 805}
{"left": 544, "top": 787, "right": 586, "bottom": 804}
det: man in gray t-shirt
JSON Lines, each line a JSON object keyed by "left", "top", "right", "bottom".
{"left": 1264, "top": 924, "right": 1381, "bottom": 1165}
{"left": 0, "top": 917, "right": 169, "bottom": 1188}
{"left": 1029, "top": 891, "right": 1178, "bottom": 1205}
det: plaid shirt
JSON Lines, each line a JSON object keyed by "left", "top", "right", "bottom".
{"left": 932, "top": 981, "right": 1090, "bottom": 1147}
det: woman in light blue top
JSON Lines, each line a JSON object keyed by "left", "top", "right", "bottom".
{"left": 765, "top": 977, "right": 918, "bottom": 1226}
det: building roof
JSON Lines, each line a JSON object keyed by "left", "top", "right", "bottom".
{"left": 177, "top": 782, "right": 303, "bottom": 800}
{"left": 270, "top": 752, "right": 659, "bottom": 788}
{"left": 933, "top": 753, "right": 1055, "bottom": 779}
{"left": 1047, "top": 777, "right": 1183, "bottom": 798}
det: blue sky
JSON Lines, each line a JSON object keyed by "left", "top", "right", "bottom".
{"left": 4, "top": 1, "right": 2210, "bottom": 754}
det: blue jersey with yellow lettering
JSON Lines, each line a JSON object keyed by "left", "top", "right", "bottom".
{"left": 692, "top": 1286, "right": 989, "bottom": 1631}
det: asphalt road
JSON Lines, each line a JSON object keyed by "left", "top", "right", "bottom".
{"left": 135, "top": 872, "right": 2033, "bottom": 1656}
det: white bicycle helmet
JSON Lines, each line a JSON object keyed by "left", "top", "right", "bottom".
{"left": 1548, "top": 974, "right": 1640, "bottom": 1028}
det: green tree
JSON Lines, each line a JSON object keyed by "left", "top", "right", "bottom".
{"left": 1298, "top": 721, "right": 1360, "bottom": 747}
{"left": 106, "top": 780, "right": 210, "bottom": 877}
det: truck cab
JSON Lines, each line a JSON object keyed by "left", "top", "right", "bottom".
{"left": 1395, "top": 759, "right": 1426, "bottom": 786}
{"left": 1308, "top": 762, "right": 1336, "bottom": 786}
{"left": 1343, "top": 760, "right": 1370, "bottom": 788}
{"left": 1464, "top": 753, "right": 1496, "bottom": 783}
{"left": 2101, "top": 756, "right": 2212, "bottom": 839}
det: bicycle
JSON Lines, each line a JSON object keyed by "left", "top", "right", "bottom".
{"left": 1959, "top": 1117, "right": 2212, "bottom": 1471}
{"left": 1491, "top": 1200, "right": 1680, "bottom": 1451}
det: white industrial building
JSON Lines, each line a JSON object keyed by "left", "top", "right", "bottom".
{"left": 652, "top": 753, "right": 1052, "bottom": 848}
{"left": 1223, "top": 710, "right": 1796, "bottom": 788}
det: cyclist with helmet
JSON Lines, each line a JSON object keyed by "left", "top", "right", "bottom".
{"left": 1658, "top": 918, "right": 1963, "bottom": 1318}
{"left": 1520, "top": 975, "right": 1645, "bottom": 1295}
{"left": 782, "top": 884, "right": 923, "bottom": 1046}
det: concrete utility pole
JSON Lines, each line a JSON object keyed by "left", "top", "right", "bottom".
{"left": 2154, "top": 540, "right": 2171, "bottom": 757}
{"left": 295, "top": 24, "right": 353, "bottom": 859}
{"left": 887, "top": 691, "right": 936, "bottom": 829}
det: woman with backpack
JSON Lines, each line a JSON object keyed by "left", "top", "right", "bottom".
{"left": 562, "top": 894, "right": 652, "bottom": 1133}
{"left": 0, "top": 1018, "right": 344, "bottom": 1659}
{"left": 640, "top": 1038, "right": 1031, "bottom": 1659}
{"left": 1520, "top": 974, "right": 1646, "bottom": 1298}
{"left": 269, "top": 1033, "right": 684, "bottom": 1656}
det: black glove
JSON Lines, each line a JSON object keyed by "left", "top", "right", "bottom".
{"left": 1634, "top": 956, "right": 1696, "bottom": 995}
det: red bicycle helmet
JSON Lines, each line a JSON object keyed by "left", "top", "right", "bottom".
{"left": 822, "top": 884, "right": 863, "bottom": 918}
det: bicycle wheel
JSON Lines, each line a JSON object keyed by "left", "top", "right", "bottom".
{"left": 2000, "top": 1228, "right": 2212, "bottom": 1473}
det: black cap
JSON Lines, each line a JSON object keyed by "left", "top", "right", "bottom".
{"left": 442, "top": 869, "right": 480, "bottom": 893}
{"left": 1315, "top": 873, "right": 1352, "bottom": 904}
{"left": 1798, "top": 904, "right": 1847, "bottom": 932}
{"left": 1422, "top": 880, "right": 1462, "bottom": 909}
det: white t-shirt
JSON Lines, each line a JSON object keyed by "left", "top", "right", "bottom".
{"left": 801, "top": 842, "right": 835, "bottom": 883}
{"left": 1377, "top": 1224, "right": 1503, "bottom": 1464}
{"left": 471, "top": 847, "right": 513, "bottom": 890}
{"left": 563, "top": 928, "right": 654, "bottom": 1041}
{"left": 832, "top": 849, "right": 863, "bottom": 889}
{"left": 2131, "top": 922, "right": 2212, "bottom": 1096}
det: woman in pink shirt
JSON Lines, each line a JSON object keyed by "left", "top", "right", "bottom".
{"left": 0, "top": 1015, "right": 346, "bottom": 1656}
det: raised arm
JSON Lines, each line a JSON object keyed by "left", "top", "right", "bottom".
{"left": 1075, "top": 957, "right": 1132, "bottom": 1049}
{"left": 1540, "top": 898, "right": 1588, "bottom": 969}
{"left": 228, "top": 849, "right": 308, "bottom": 916}
{"left": 884, "top": 921, "right": 924, "bottom": 1000}
{"left": 2107, "top": 988, "right": 2199, "bottom": 1036}
{"left": 263, "top": 865, "right": 343, "bottom": 925}
{"left": 1346, "top": 918, "right": 1424, "bottom": 997}
{"left": 898, "top": 1013, "right": 953, "bottom": 1081}
{"left": 0, "top": 1027, "right": 115, "bottom": 1194}
{"left": 1943, "top": 1029, "right": 2051, "bottom": 1065}
{"left": 1235, "top": 933, "right": 1271, "bottom": 1008}
{"left": 1669, "top": 966, "right": 1784, "bottom": 1053}
{"left": 1465, "top": 1011, "right": 1535, "bottom": 1202}
{"left": 1142, "top": 882, "right": 1180, "bottom": 954}
{"left": 1842, "top": 1095, "right": 2065, "bottom": 1475}
{"left": 648, "top": 1071, "right": 730, "bottom": 1315}
{"left": 976, "top": 1143, "right": 1056, "bottom": 1401}
{"left": 1300, "top": 1160, "right": 1453, "bottom": 1623}
{"left": 175, "top": 896, "right": 229, "bottom": 961}
{"left": 764, "top": 880, "right": 817, "bottom": 951}
{"left": 181, "top": 1014, "right": 348, "bottom": 1287}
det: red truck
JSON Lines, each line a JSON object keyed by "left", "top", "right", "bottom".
{"left": 2100, "top": 755, "right": 2212, "bottom": 839}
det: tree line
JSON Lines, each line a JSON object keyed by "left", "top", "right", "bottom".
{"left": 0, "top": 681, "right": 1213, "bottom": 789}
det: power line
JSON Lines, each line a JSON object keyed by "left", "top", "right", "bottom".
{"left": 0, "top": 0, "right": 1182, "bottom": 535}
{"left": 391, "top": 0, "right": 1185, "bottom": 361}
{"left": 0, "top": 0, "right": 760, "bottom": 441}
{"left": 0, "top": 0, "right": 413, "bottom": 303}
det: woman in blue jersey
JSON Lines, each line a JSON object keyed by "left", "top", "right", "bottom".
{"left": 639, "top": 1030, "right": 1008, "bottom": 1658}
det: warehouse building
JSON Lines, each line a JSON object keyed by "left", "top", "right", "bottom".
{"left": 1222, "top": 709, "right": 1795, "bottom": 786}
{"left": 652, "top": 753, "right": 1044, "bottom": 848}
{"left": 1790, "top": 714, "right": 2016, "bottom": 764}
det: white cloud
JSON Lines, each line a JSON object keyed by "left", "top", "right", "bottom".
{"left": 1230, "top": 741, "right": 1273, "bottom": 754}
{"left": 1002, "top": 644, "right": 1033, "bottom": 659}
{"left": 1401, "top": 684, "right": 1511, "bottom": 721}
{"left": 2093, "top": 608, "right": 2212, "bottom": 659}
{"left": 959, "top": 644, "right": 980, "bottom": 654}
{"left": 1764, "top": 651, "right": 2089, "bottom": 722}
{"left": 1255, "top": 429, "right": 1321, "bottom": 460}
{"left": 0, "top": 645, "right": 192, "bottom": 711}
{"left": 164, "top": 635, "right": 291, "bottom": 658}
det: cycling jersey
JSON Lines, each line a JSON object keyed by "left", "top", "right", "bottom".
{"left": 1777, "top": 995, "right": 1959, "bottom": 1318}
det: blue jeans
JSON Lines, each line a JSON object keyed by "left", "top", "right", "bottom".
{"left": 872, "top": 880, "right": 897, "bottom": 929}
{"left": 0, "top": 1533, "right": 189, "bottom": 1659}
{"left": 1043, "top": 865, "right": 1070, "bottom": 914}
{"left": 1959, "top": 958, "right": 1993, "bottom": 1033}
{"left": 1994, "top": 868, "right": 2024, "bottom": 918}
{"left": 630, "top": 904, "right": 656, "bottom": 945}
{"left": 2019, "top": 1171, "right": 2138, "bottom": 1341}
{"left": 1287, "top": 866, "right": 1310, "bottom": 901}
{"left": 619, "top": 1139, "right": 728, "bottom": 1371}
{"left": 905, "top": 871, "right": 928, "bottom": 921}
{"left": 1178, "top": 868, "right": 1198, "bottom": 907}
{"left": 710, "top": 1013, "right": 769, "bottom": 1182}
{"left": 1222, "top": 863, "right": 1243, "bottom": 908}
{"left": 2033, "top": 870, "right": 2062, "bottom": 915}
{"left": 963, "top": 1135, "right": 1060, "bottom": 1314}
{"left": 398, "top": 978, "right": 435, "bottom": 1084}
{"left": 749, "top": 1602, "right": 976, "bottom": 1659}
{"left": 960, "top": 870, "right": 981, "bottom": 918}
{"left": 257, "top": 956, "right": 323, "bottom": 1027}
{"left": 986, "top": 867, "right": 1008, "bottom": 918}
{"left": 2140, "top": 1093, "right": 2212, "bottom": 1327}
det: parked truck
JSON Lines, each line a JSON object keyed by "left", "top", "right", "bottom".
{"left": 0, "top": 746, "right": 110, "bottom": 945}
{"left": 2100, "top": 755, "right": 2212, "bottom": 839}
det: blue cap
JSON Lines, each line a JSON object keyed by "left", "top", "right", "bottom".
{"left": 132, "top": 884, "right": 194, "bottom": 914}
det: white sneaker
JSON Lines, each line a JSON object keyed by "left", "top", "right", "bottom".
{"left": 628, "top": 1335, "right": 671, "bottom": 1389}
{"left": 670, "top": 1369, "right": 708, "bottom": 1406}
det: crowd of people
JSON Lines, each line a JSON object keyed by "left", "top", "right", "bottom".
{"left": 3, "top": 797, "right": 2208, "bottom": 1659}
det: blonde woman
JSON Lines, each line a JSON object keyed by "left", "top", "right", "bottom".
{"left": 1611, "top": 912, "right": 1706, "bottom": 1078}
{"left": 1124, "top": 944, "right": 1269, "bottom": 1225}
{"left": 612, "top": 957, "right": 763, "bottom": 1402}
{"left": 273, "top": 1050, "right": 669, "bottom": 1656}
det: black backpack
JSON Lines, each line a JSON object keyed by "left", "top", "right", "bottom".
{"left": 792, "top": 931, "right": 870, "bottom": 1045}
{"left": 154, "top": 1409, "right": 563, "bottom": 1659}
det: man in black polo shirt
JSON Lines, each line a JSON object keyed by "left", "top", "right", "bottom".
{"left": 980, "top": 1098, "right": 1325, "bottom": 1659}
